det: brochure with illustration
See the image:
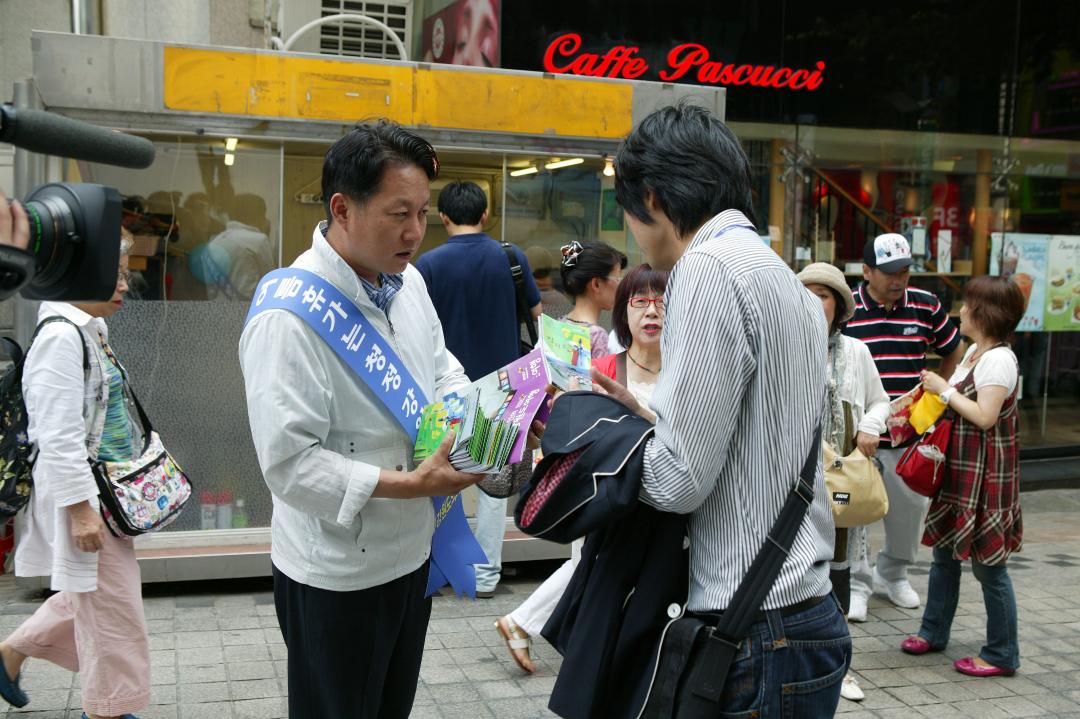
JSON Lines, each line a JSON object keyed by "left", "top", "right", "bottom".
{"left": 412, "top": 315, "right": 590, "bottom": 472}
{"left": 538, "top": 315, "right": 593, "bottom": 392}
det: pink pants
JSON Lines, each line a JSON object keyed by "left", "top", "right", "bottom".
{"left": 7, "top": 533, "right": 151, "bottom": 716}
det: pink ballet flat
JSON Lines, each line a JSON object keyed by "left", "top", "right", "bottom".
{"left": 900, "top": 636, "right": 940, "bottom": 655}
{"left": 954, "top": 657, "right": 1015, "bottom": 677}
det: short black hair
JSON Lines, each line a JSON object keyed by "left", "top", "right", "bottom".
{"left": 437, "top": 181, "right": 487, "bottom": 225}
{"left": 615, "top": 100, "right": 755, "bottom": 237}
{"left": 612, "top": 264, "right": 669, "bottom": 350}
{"left": 322, "top": 120, "right": 439, "bottom": 222}
{"left": 560, "top": 241, "right": 627, "bottom": 298}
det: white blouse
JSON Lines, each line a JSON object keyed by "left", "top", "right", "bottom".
{"left": 16, "top": 302, "right": 115, "bottom": 593}
{"left": 831, "top": 335, "right": 891, "bottom": 438}
{"left": 947, "top": 345, "right": 1018, "bottom": 395}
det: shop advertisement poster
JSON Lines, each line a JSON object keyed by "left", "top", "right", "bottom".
{"left": 991, "top": 232, "right": 1050, "bottom": 332}
{"left": 1045, "top": 236, "right": 1080, "bottom": 331}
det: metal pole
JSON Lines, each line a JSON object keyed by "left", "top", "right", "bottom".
{"left": 11, "top": 79, "right": 43, "bottom": 347}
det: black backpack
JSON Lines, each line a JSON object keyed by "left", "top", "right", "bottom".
{"left": 0, "top": 317, "right": 89, "bottom": 517}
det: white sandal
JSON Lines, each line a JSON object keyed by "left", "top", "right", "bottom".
{"left": 495, "top": 616, "right": 535, "bottom": 673}
{"left": 841, "top": 672, "right": 864, "bottom": 701}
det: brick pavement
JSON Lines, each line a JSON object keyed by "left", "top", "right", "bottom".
{"left": 0, "top": 488, "right": 1078, "bottom": 718}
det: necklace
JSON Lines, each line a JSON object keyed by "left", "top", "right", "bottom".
{"left": 627, "top": 351, "right": 660, "bottom": 375}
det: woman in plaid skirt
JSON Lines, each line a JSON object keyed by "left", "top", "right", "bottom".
{"left": 899, "top": 276, "right": 1027, "bottom": 678}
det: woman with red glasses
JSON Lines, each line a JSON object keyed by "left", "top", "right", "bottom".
{"left": 496, "top": 264, "right": 668, "bottom": 673}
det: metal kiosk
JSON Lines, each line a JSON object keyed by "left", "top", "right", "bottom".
{"left": 15, "top": 31, "right": 724, "bottom": 582}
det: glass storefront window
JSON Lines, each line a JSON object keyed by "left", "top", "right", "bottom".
{"left": 731, "top": 120, "right": 1080, "bottom": 450}
{"left": 74, "top": 137, "right": 286, "bottom": 531}
{"left": 78, "top": 139, "right": 283, "bottom": 303}
{"left": 502, "top": 155, "right": 626, "bottom": 316}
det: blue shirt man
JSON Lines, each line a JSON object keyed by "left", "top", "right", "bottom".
{"left": 415, "top": 181, "right": 541, "bottom": 595}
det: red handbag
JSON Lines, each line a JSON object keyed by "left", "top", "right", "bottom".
{"left": 896, "top": 415, "right": 953, "bottom": 497}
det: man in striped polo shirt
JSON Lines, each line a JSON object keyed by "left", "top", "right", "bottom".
{"left": 843, "top": 233, "right": 964, "bottom": 619}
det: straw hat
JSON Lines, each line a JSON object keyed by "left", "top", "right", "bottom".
{"left": 797, "top": 263, "right": 855, "bottom": 324}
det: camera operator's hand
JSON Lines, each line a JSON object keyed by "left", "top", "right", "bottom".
{"left": 0, "top": 191, "right": 30, "bottom": 251}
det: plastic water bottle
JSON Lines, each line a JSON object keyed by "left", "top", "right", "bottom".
{"left": 200, "top": 492, "right": 217, "bottom": 530}
{"left": 217, "top": 491, "right": 234, "bottom": 529}
{"left": 232, "top": 498, "right": 249, "bottom": 529}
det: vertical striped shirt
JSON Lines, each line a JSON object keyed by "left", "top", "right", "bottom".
{"left": 641, "top": 210, "right": 835, "bottom": 612}
{"left": 843, "top": 284, "right": 961, "bottom": 401}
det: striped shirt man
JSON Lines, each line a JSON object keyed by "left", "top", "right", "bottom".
{"left": 641, "top": 210, "right": 835, "bottom": 613}
{"left": 843, "top": 284, "right": 961, "bottom": 401}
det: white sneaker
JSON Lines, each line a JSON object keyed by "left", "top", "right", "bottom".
{"left": 841, "top": 673, "right": 865, "bottom": 702}
{"left": 847, "top": 593, "right": 868, "bottom": 623}
{"left": 872, "top": 566, "right": 921, "bottom": 609}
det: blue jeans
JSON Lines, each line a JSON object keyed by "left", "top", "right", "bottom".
{"left": 716, "top": 594, "right": 850, "bottom": 718}
{"left": 918, "top": 546, "right": 1020, "bottom": 670}
{"left": 473, "top": 492, "right": 506, "bottom": 592}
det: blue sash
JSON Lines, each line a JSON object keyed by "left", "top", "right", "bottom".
{"left": 245, "top": 268, "right": 487, "bottom": 598}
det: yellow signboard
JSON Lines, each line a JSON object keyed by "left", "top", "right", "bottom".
{"left": 163, "top": 47, "right": 632, "bottom": 139}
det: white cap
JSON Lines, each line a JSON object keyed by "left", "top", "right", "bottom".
{"left": 864, "top": 233, "right": 913, "bottom": 273}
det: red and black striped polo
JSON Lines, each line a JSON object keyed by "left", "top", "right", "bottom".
{"left": 843, "top": 283, "right": 961, "bottom": 401}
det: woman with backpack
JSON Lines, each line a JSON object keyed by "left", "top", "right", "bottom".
{"left": 0, "top": 229, "right": 152, "bottom": 719}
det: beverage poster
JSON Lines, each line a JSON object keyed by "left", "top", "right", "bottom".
{"left": 991, "top": 233, "right": 1050, "bottom": 332}
{"left": 1045, "top": 236, "right": 1080, "bottom": 331}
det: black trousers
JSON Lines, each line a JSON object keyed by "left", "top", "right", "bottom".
{"left": 273, "top": 562, "right": 432, "bottom": 719}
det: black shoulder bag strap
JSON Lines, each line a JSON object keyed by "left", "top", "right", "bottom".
{"left": 30, "top": 317, "right": 90, "bottom": 373}
{"left": 685, "top": 424, "right": 823, "bottom": 704}
{"left": 501, "top": 241, "right": 539, "bottom": 350}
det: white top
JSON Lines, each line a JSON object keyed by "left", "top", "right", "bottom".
{"left": 628, "top": 378, "right": 656, "bottom": 407}
{"left": 831, "top": 335, "right": 891, "bottom": 438}
{"left": 207, "top": 220, "right": 275, "bottom": 301}
{"left": 239, "top": 225, "right": 471, "bottom": 591}
{"left": 16, "top": 303, "right": 118, "bottom": 592}
{"left": 947, "top": 345, "right": 1018, "bottom": 395}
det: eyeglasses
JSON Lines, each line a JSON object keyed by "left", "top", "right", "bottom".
{"left": 629, "top": 296, "right": 665, "bottom": 311}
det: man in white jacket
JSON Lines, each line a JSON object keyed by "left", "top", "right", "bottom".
{"left": 239, "top": 121, "right": 482, "bottom": 719}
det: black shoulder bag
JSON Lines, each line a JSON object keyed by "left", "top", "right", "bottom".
{"left": 643, "top": 426, "right": 823, "bottom": 718}
{"left": 501, "top": 242, "right": 538, "bottom": 355}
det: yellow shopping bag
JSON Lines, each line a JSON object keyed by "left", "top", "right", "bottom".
{"left": 909, "top": 389, "right": 947, "bottom": 435}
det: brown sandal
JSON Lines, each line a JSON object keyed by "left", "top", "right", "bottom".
{"left": 495, "top": 616, "right": 536, "bottom": 673}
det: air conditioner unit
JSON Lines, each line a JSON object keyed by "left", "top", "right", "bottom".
{"left": 279, "top": 0, "right": 413, "bottom": 60}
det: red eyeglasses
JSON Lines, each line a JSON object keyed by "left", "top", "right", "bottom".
{"left": 629, "top": 296, "right": 665, "bottom": 311}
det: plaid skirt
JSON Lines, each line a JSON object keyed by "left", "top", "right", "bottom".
{"left": 922, "top": 369, "right": 1022, "bottom": 565}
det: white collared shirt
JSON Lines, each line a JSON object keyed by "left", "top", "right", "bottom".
{"left": 239, "top": 225, "right": 471, "bottom": 591}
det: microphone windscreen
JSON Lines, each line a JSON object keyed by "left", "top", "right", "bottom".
{"left": 0, "top": 108, "right": 156, "bottom": 169}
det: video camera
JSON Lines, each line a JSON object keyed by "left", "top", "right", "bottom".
{"left": 0, "top": 103, "right": 156, "bottom": 302}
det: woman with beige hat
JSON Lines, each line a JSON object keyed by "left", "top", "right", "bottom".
{"left": 798, "top": 262, "right": 891, "bottom": 703}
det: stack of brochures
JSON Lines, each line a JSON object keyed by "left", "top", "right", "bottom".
{"left": 413, "top": 315, "right": 593, "bottom": 472}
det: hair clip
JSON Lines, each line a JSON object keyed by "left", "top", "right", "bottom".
{"left": 560, "top": 241, "right": 584, "bottom": 267}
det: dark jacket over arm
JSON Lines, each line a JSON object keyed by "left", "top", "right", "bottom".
{"left": 516, "top": 392, "right": 690, "bottom": 719}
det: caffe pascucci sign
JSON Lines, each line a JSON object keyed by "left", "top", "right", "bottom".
{"left": 542, "top": 32, "right": 826, "bottom": 91}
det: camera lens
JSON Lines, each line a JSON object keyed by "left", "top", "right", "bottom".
{"left": 19, "top": 183, "right": 121, "bottom": 302}
{"left": 23, "top": 193, "right": 79, "bottom": 289}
